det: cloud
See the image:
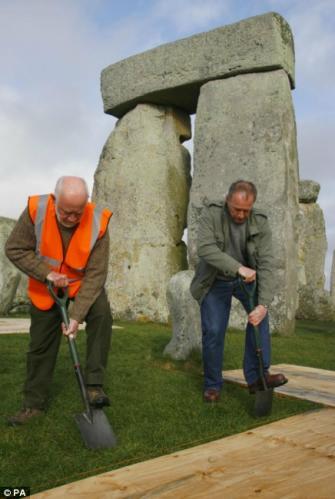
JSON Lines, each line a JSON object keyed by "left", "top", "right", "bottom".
{"left": 292, "top": 125, "right": 335, "bottom": 288}
{"left": 0, "top": 0, "right": 161, "bottom": 219}
{"left": 297, "top": 120, "right": 334, "bottom": 184}
{"left": 0, "top": 0, "right": 334, "bottom": 287}
{"left": 152, "top": 0, "right": 230, "bottom": 34}
{"left": 285, "top": 1, "right": 335, "bottom": 95}
{"left": 277, "top": 0, "right": 335, "bottom": 285}
{"left": 0, "top": 84, "right": 101, "bottom": 215}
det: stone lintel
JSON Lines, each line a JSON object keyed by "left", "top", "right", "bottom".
{"left": 101, "top": 12, "right": 295, "bottom": 118}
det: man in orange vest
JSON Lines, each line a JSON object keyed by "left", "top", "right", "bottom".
{"left": 6, "top": 176, "right": 113, "bottom": 425}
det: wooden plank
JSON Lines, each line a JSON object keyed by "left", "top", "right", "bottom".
{"left": 0, "top": 318, "right": 123, "bottom": 334}
{"left": 224, "top": 364, "right": 335, "bottom": 407}
{"left": 0, "top": 318, "right": 31, "bottom": 333}
{"left": 32, "top": 408, "right": 335, "bottom": 498}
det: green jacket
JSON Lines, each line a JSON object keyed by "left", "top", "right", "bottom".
{"left": 190, "top": 200, "right": 274, "bottom": 306}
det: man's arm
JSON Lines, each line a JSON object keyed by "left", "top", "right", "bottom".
{"left": 248, "top": 216, "right": 274, "bottom": 326}
{"left": 254, "top": 216, "right": 274, "bottom": 308}
{"left": 69, "top": 229, "right": 110, "bottom": 324}
{"left": 5, "top": 208, "right": 50, "bottom": 281}
{"left": 197, "top": 205, "right": 252, "bottom": 279}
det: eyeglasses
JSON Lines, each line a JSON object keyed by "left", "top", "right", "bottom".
{"left": 57, "top": 206, "right": 84, "bottom": 218}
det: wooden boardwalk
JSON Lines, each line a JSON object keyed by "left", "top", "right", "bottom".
{"left": 0, "top": 318, "right": 31, "bottom": 334}
{"left": 32, "top": 408, "right": 335, "bottom": 498}
{"left": 31, "top": 365, "right": 335, "bottom": 498}
{"left": 0, "top": 318, "right": 123, "bottom": 334}
{"left": 224, "top": 364, "right": 335, "bottom": 407}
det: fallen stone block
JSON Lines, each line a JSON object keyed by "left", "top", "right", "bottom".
{"left": 164, "top": 270, "right": 202, "bottom": 360}
{"left": 164, "top": 271, "right": 279, "bottom": 361}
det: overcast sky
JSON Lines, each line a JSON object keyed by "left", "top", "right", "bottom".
{"left": 0, "top": 0, "right": 334, "bottom": 286}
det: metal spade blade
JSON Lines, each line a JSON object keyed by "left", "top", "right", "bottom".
{"left": 75, "top": 409, "right": 117, "bottom": 449}
{"left": 254, "top": 388, "right": 273, "bottom": 418}
{"left": 46, "top": 282, "right": 117, "bottom": 450}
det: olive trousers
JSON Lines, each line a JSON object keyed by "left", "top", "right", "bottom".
{"left": 23, "top": 289, "right": 112, "bottom": 409}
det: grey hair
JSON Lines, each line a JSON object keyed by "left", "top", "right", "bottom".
{"left": 54, "top": 176, "right": 89, "bottom": 200}
{"left": 227, "top": 180, "right": 257, "bottom": 201}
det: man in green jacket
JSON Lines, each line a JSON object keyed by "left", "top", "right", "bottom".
{"left": 190, "top": 180, "right": 288, "bottom": 402}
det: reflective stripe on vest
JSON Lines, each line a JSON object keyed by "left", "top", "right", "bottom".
{"left": 33, "top": 197, "right": 107, "bottom": 273}
{"left": 40, "top": 255, "right": 63, "bottom": 267}
{"left": 34, "top": 194, "right": 49, "bottom": 258}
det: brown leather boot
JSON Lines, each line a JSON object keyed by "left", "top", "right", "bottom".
{"left": 86, "top": 385, "right": 110, "bottom": 408}
{"left": 7, "top": 408, "right": 44, "bottom": 426}
{"left": 248, "top": 373, "right": 288, "bottom": 394}
{"left": 203, "top": 388, "right": 220, "bottom": 403}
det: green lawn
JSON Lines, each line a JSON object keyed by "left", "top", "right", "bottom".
{"left": 0, "top": 319, "right": 334, "bottom": 494}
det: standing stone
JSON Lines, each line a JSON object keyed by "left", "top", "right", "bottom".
{"left": 296, "top": 204, "right": 328, "bottom": 318}
{"left": 296, "top": 180, "right": 332, "bottom": 319}
{"left": 188, "top": 70, "right": 300, "bottom": 335}
{"left": 0, "top": 217, "right": 22, "bottom": 314}
{"left": 331, "top": 251, "right": 335, "bottom": 305}
{"left": 164, "top": 269, "right": 248, "bottom": 360}
{"left": 93, "top": 104, "right": 191, "bottom": 322}
{"left": 299, "top": 180, "right": 320, "bottom": 203}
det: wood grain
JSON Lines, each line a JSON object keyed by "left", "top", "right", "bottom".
{"left": 32, "top": 408, "right": 335, "bottom": 498}
{"left": 224, "top": 364, "right": 335, "bottom": 407}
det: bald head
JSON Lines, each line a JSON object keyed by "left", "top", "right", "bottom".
{"left": 54, "top": 176, "right": 89, "bottom": 228}
{"left": 55, "top": 176, "right": 89, "bottom": 201}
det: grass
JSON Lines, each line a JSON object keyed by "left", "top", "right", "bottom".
{"left": 0, "top": 319, "right": 334, "bottom": 494}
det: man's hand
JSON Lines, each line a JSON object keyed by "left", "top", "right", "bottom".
{"left": 248, "top": 305, "right": 267, "bottom": 326}
{"left": 62, "top": 319, "right": 79, "bottom": 338}
{"left": 47, "top": 271, "right": 69, "bottom": 287}
{"left": 238, "top": 266, "right": 256, "bottom": 283}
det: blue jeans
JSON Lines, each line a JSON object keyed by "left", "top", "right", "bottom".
{"left": 200, "top": 278, "right": 271, "bottom": 391}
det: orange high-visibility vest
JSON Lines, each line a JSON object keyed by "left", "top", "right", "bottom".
{"left": 28, "top": 194, "right": 112, "bottom": 310}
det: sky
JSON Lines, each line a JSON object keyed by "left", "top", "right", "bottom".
{"left": 0, "top": 0, "right": 334, "bottom": 286}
